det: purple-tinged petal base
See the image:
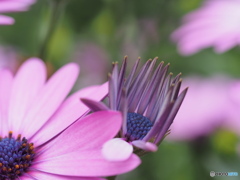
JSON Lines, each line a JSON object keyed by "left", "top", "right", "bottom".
{"left": 132, "top": 140, "right": 157, "bottom": 152}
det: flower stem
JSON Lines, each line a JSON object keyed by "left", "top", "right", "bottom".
{"left": 39, "top": 0, "right": 67, "bottom": 61}
{"left": 106, "top": 176, "right": 117, "bottom": 180}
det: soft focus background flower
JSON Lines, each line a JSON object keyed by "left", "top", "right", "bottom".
{"left": 118, "top": 18, "right": 160, "bottom": 61}
{"left": 0, "top": 45, "right": 19, "bottom": 72}
{"left": 168, "top": 76, "right": 230, "bottom": 141}
{"left": 224, "top": 80, "right": 240, "bottom": 135}
{"left": 0, "top": 0, "right": 240, "bottom": 179}
{"left": 0, "top": 0, "right": 36, "bottom": 25}
{"left": 171, "top": 0, "right": 240, "bottom": 56}
{"left": 71, "top": 42, "right": 110, "bottom": 88}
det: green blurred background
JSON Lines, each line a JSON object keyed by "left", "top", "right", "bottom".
{"left": 0, "top": 0, "right": 239, "bottom": 179}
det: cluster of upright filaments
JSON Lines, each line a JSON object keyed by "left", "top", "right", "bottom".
{"left": 126, "top": 112, "right": 153, "bottom": 141}
{"left": 0, "top": 131, "right": 35, "bottom": 180}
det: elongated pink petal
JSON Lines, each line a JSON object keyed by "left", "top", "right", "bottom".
{"left": 213, "top": 32, "right": 239, "bottom": 52}
{"left": 33, "top": 150, "right": 141, "bottom": 177}
{"left": 0, "top": 69, "right": 13, "bottom": 136}
{"left": 8, "top": 58, "right": 46, "bottom": 134}
{"left": 102, "top": 138, "right": 133, "bottom": 161}
{"left": 20, "top": 63, "right": 79, "bottom": 139}
{"left": 132, "top": 140, "right": 158, "bottom": 152}
{"left": 22, "top": 171, "right": 105, "bottom": 180}
{"left": 31, "top": 83, "right": 108, "bottom": 146}
{"left": 37, "top": 111, "right": 122, "bottom": 159}
{"left": 0, "top": 0, "right": 36, "bottom": 25}
{"left": 0, "top": 15, "right": 14, "bottom": 25}
{"left": 0, "top": 1, "right": 36, "bottom": 12}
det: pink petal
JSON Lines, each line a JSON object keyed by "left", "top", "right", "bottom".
{"left": 31, "top": 83, "right": 108, "bottom": 146}
{"left": 0, "top": 69, "right": 13, "bottom": 136}
{"left": 171, "top": 0, "right": 240, "bottom": 55}
{"left": 8, "top": 58, "right": 46, "bottom": 134}
{"left": 102, "top": 138, "right": 133, "bottom": 161}
{"left": 177, "top": 27, "right": 224, "bottom": 54}
{"left": 0, "top": 1, "right": 36, "bottom": 12}
{"left": 213, "top": 32, "right": 239, "bottom": 53}
{"left": 37, "top": 111, "right": 122, "bottom": 159}
{"left": 33, "top": 150, "right": 141, "bottom": 177}
{"left": 22, "top": 171, "right": 105, "bottom": 180}
{"left": 20, "top": 62, "right": 79, "bottom": 139}
{"left": 0, "top": 15, "right": 14, "bottom": 25}
{"left": 132, "top": 140, "right": 158, "bottom": 152}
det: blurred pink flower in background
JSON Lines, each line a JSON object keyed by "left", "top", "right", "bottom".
{"left": 171, "top": 0, "right": 240, "bottom": 56}
{"left": 0, "top": 0, "right": 36, "bottom": 25}
{"left": 72, "top": 42, "right": 110, "bottom": 88}
{"left": 224, "top": 81, "right": 240, "bottom": 135}
{"left": 137, "top": 18, "right": 160, "bottom": 49}
{"left": 0, "top": 46, "right": 19, "bottom": 72}
{"left": 167, "top": 76, "right": 231, "bottom": 141}
{"left": 119, "top": 18, "right": 159, "bottom": 62}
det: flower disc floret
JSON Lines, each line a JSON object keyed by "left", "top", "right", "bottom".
{"left": 126, "top": 112, "right": 153, "bottom": 141}
{"left": 0, "top": 132, "right": 35, "bottom": 180}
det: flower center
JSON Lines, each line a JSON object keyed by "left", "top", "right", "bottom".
{"left": 126, "top": 112, "right": 153, "bottom": 141}
{"left": 0, "top": 131, "right": 35, "bottom": 180}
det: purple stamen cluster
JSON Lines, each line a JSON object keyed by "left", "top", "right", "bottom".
{"left": 126, "top": 112, "right": 153, "bottom": 141}
{"left": 0, "top": 132, "right": 35, "bottom": 180}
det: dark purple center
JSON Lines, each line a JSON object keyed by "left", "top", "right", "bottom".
{"left": 0, "top": 132, "right": 35, "bottom": 180}
{"left": 126, "top": 112, "right": 153, "bottom": 141}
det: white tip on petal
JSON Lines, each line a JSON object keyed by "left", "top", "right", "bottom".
{"left": 132, "top": 140, "right": 158, "bottom": 152}
{"left": 102, "top": 138, "right": 133, "bottom": 161}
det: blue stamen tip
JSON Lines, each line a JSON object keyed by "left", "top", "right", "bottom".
{"left": 126, "top": 112, "right": 153, "bottom": 141}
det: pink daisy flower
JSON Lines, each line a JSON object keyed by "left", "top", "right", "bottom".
{"left": 171, "top": 0, "right": 240, "bottom": 55}
{"left": 0, "top": 58, "right": 140, "bottom": 179}
{"left": 82, "top": 57, "right": 187, "bottom": 160}
{"left": 0, "top": 0, "right": 36, "bottom": 25}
